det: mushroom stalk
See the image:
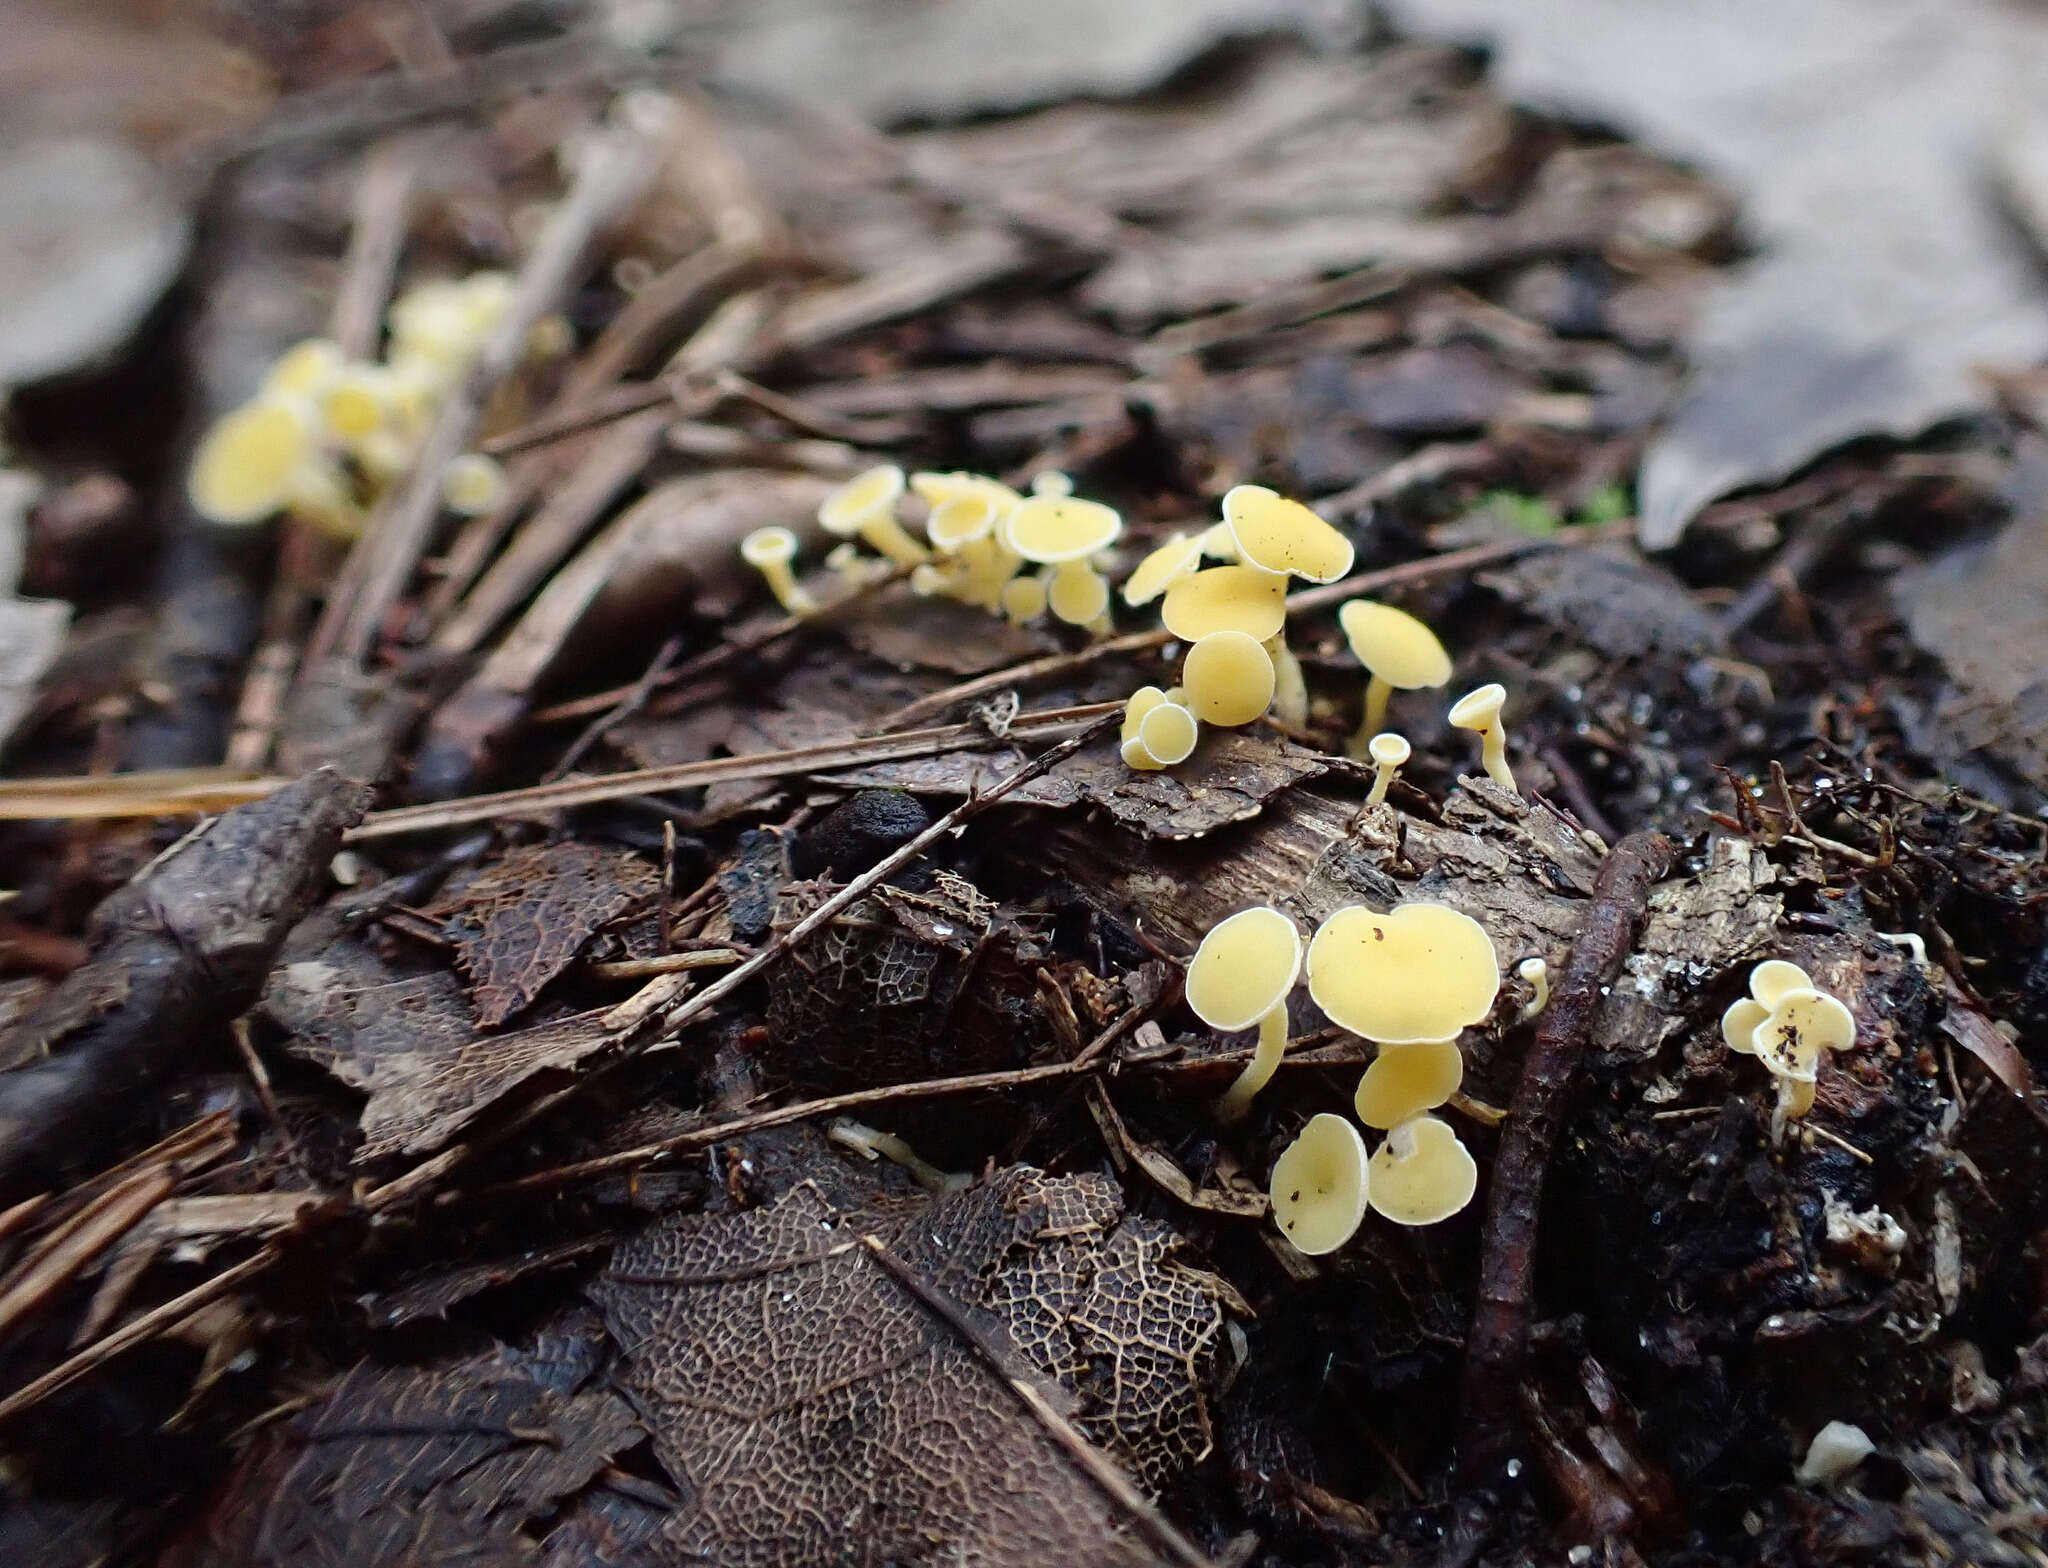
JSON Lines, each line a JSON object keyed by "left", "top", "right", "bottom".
{"left": 1265, "top": 637, "right": 1308, "bottom": 726}
{"left": 1517, "top": 957, "right": 1549, "bottom": 1020}
{"left": 1476, "top": 719, "right": 1516, "bottom": 792}
{"left": 1361, "top": 673, "right": 1393, "bottom": 741}
{"left": 859, "top": 511, "right": 930, "bottom": 567}
{"left": 1215, "top": 1005, "right": 1289, "bottom": 1121}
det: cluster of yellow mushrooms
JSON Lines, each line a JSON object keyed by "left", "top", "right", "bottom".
{"left": 1722, "top": 958, "right": 1857, "bottom": 1128}
{"left": 186, "top": 272, "right": 546, "bottom": 537}
{"left": 741, "top": 470, "right": 1525, "bottom": 786}
{"left": 1185, "top": 900, "right": 1506, "bottom": 1254}
{"left": 740, "top": 464, "right": 1127, "bottom": 631}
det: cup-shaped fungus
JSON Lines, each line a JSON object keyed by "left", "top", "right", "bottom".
{"left": 1182, "top": 629, "right": 1277, "bottom": 727}
{"left": 1136, "top": 701, "right": 1199, "bottom": 767}
{"left": 1221, "top": 485, "right": 1356, "bottom": 584}
{"left": 441, "top": 453, "right": 509, "bottom": 516}
{"left": 1187, "top": 906, "right": 1303, "bottom": 1119}
{"left": 188, "top": 396, "right": 324, "bottom": 526}
{"left": 1123, "top": 532, "right": 1204, "bottom": 607}
{"left": 1448, "top": 682, "right": 1517, "bottom": 792}
{"left": 1006, "top": 495, "right": 1122, "bottom": 632}
{"left": 1338, "top": 601, "right": 1452, "bottom": 754}
{"left": 1160, "top": 565, "right": 1288, "bottom": 646}
{"left": 1122, "top": 685, "right": 1167, "bottom": 744}
{"left": 1518, "top": 957, "right": 1550, "bottom": 1020}
{"left": 1721, "top": 959, "right": 1857, "bottom": 1123}
{"left": 1220, "top": 487, "right": 1355, "bottom": 726}
{"left": 1000, "top": 572, "right": 1048, "bottom": 624}
{"left": 1307, "top": 902, "right": 1500, "bottom": 1046}
{"left": 740, "top": 527, "right": 817, "bottom": 616}
{"left": 819, "top": 464, "right": 928, "bottom": 567}
{"left": 1367, "top": 1114, "right": 1479, "bottom": 1226}
{"left": 1354, "top": 1039, "right": 1463, "bottom": 1129}
{"left": 1364, "top": 732, "right": 1409, "bottom": 806}
{"left": 1270, "top": 1113, "right": 1370, "bottom": 1255}
{"left": 263, "top": 338, "right": 345, "bottom": 400}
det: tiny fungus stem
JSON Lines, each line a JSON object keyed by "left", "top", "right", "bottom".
{"left": 1458, "top": 829, "right": 1671, "bottom": 1496}
{"left": 1362, "top": 673, "right": 1393, "bottom": 737}
{"left": 1215, "top": 1006, "right": 1290, "bottom": 1120}
{"left": 1479, "top": 723, "right": 1517, "bottom": 793}
{"left": 862, "top": 512, "right": 930, "bottom": 567}
{"left": 1266, "top": 637, "right": 1308, "bottom": 727}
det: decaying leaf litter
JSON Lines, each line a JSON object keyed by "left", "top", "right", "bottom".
{"left": 3, "top": 4, "right": 2048, "bottom": 1565}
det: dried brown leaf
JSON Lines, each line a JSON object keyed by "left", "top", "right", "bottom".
{"left": 173, "top": 1344, "right": 641, "bottom": 1568}
{"left": 265, "top": 913, "right": 648, "bottom": 1161}
{"left": 427, "top": 842, "right": 659, "bottom": 1028}
{"left": 591, "top": 1168, "right": 1225, "bottom": 1565}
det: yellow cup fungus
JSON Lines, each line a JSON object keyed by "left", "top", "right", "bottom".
{"left": 1005, "top": 495, "right": 1122, "bottom": 633}
{"left": 187, "top": 395, "right": 325, "bottom": 526}
{"left": 1353, "top": 1038, "right": 1463, "bottom": 1129}
{"left": 1338, "top": 600, "right": 1453, "bottom": 751}
{"left": 1306, "top": 902, "right": 1500, "bottom": 1046}
{"left": 440, "top": 452, "right": 509, "bottom": 516}
{"left": 740, "top": 526, "right": 817, "bottom": 617}
{"left": 262, "top": 338, "right": 345, "bottom": 400}
{"left": 1270, "top": 1113, "right": 1371, "bottom": 1256}
{"left": 1181, "top": 629, "right": 1277, "bottom": 726}
{"left": 820, "top": 464, "right": 928, "bottom": 567}
{"left": 1122, "top": 532, "right": 1204, "bottom": 607}
{"left": 1448, "top": 682, "right": 1517, "bottom": 792}
{"left": 1366, "top": 1114, "right": 1479, "bottom": 1226}
{"left": 1364, "top": 731, "right": 1409, "bottom": 806}
{"left": 1135, "top": 701, "right": 1200, "bottom": 767}
{"left": 1121, "top": 685, "right": 1167, "bottom": 744}
{"left": 1220, "top": 484, "right": 1356, "bottom": 584}
{"left": 1722, "top": 958, "right": 1857, "bottom": 1123}
{"left": 1187, "top": 905, "right": 1303, "bottom": 1119}
{"left": 1160, "top": 565, "right": 1289, "bottom": 645}
{"left": 1000, "top": 572, "right": 1048, "bottom": 624}
{"left": 1517, "top": 956, "right": 1550, "bottom": 1020}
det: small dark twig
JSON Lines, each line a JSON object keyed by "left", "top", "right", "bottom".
{"left": 1457, "top": 830, "right": 1672, "bottom": 1495}
{"left": 545, "top": 633, "right": 682, "bottom": 782}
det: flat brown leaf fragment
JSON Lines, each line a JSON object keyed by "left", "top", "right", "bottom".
{"left": 427, "top": 841, "right": 660, "bottom": 1027}
{"left": 172, "top": 1345, "right": 642, "bottom": 1568}
{"left": 264, "top": 912, "right": 652, "bottom": 1161}
{"left": 592, "top": 1168, "right": 1225, "bottom": 1567}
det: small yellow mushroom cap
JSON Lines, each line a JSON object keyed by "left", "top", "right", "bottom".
{"left": 1185, "top": 905, "right": 1302, "bottom": 1032}
{"left": 1721, "top": 996, "right": 1770, "bottom": 1056}
{"left": 1160, "top": 565, "right": 1289, "bottom": 643}
{"left": 740, "top": 526, "right": 800, "bottom": 569}
{"left": 441, "top": 453, "right": 508, "bottom": 516}
{"left": 1754, "top": 988, "right": 1856, "bottom": 1080}
{"left": 910, "top": 470, "right": 1023, "bottom": 516}
{"left": 1137, "top": 701, "right": 1199, "bottom": 766}
{"left": 1221, "top": 484, "right": 1356, "bottom": 583}
{"left": 1749, "top": 959, "right": 1813, "bottom": 1009}
{"left": 1307, "top": 902, "right": 1500, "bottom": 1045}
{"left": 1368, "top": 1114, "right": 1478, "bottom": 1226}
{"left": 1182, "top": 628, "right": 1277, "bottom": 726}
{"left": 321, "top": 365, "right": 394, "bottom": 442}
{"left": 1340, "top": 601, "right": 1454, "bottom": 691}
{"left": 264, "top": 338, "right": 345, "bottom": 399}
{"left": 1000, "top": 573, "right": 1048, "bottom": 622}
{"left": 1005, "top": 495, "right": 1122, "bottom": 563}
{"left": 188, "top": 397, "right": 318, "bottom": 524}
{"left": 1121, "top": 736, "right": 1166, "bottom": 771}
{"left": 1199, "top": 520, "right": 1238, "bottom": 560}
{"left": 1030, "top": 470, "right": 1074, "bottom": 498}
{"left": 1122, "top": 685, "right": 1168, "bottom": 743}
{"left": 1354, "top": 1039, "right": 1464, "bottom": 1129}
{"left": 927, "top": 493, "right": 997, "bottom": 551}
{"left": 820, "top": 463, "right": 907, "bottom": 536}
{"left": 1448, "top": 682, "right": 1508, "bottom": 732}
{"left": 1046, "top": 560, "right": 1111, "bottom": 625}
{"left": 1368, "top": 732, "right": 1411, "bottom": 769}
{"left": 1123, "top": 532, "right": 1204, "bottom": 607}
{"left": 1271, "top": 1113, "right": 1370, "bottom": 1256}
